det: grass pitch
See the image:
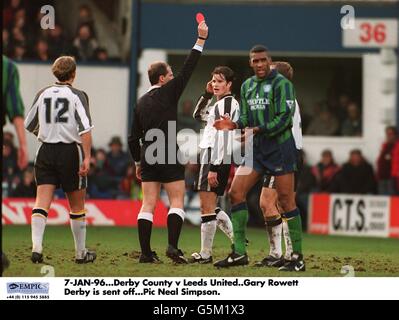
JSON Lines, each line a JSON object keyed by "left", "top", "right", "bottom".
{"left": 2, "top": 225, "right": 399, "bottom": 277}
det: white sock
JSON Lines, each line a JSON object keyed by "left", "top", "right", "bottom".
{"left": 31, "top": 210, "right": 47, "bottom": 253}
{"left": 282, "top": 219, "right": 293, "bottom": 260}
{"left": 70, "top": 213, "right": 87, "bottom": 259}
{"left": 216, "top": 209, "right": 234, "bottom": 243}
{"left": 200, "top": 217, "right": 217, "bottom": 259}
{"left": 266, "top": 222, "right": 282, "bottom": 258}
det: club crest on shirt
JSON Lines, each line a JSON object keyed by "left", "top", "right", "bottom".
{"left": 263, "top": 84, "right": 271, "bottom": 93}
{"left": 286, "top": 100, "right": 295, "bottom": 109}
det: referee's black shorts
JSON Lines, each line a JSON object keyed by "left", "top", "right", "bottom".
{"left": 193, "top": 148, "right": 231, "bottom": 196}
{"left": 140, "top": 162, "right": 185, "bottom": 183}
{"left": 262, "top": 149, "right": 303, "bottom": 192}
{"left": 34, "top": 142, "right": 87, "bottom": 192}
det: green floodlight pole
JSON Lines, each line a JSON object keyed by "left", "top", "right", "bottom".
{"left": 128, "top": 0, "right": 141, "bottom": 134}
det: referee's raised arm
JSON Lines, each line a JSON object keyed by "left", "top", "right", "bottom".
{"left": 161, "top": 21, "right": 209, "bottom": 104}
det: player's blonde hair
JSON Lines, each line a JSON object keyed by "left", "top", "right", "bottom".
{"left": 52, "top": 56, "right": 76, "bottom": 82}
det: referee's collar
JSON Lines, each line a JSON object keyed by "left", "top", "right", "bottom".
{"left": 147, "top": 85, "right": 161, "bottom": 92}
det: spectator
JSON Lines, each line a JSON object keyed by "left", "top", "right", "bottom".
{"left": 3, "top": 29, "right": 11, "bottom": 56}
{"left": 107, "top": 136, "right": 130, "bottom": 179}
{"left": 334, "top": 93, "right": 351, "bottom": 124}
{"left": 177, "top": 100, "right": 200, "bottom": 132}
{"left": 73, "top": 24, "right": 98, "bottom": 61}
{"left": 312, "top": 149, "right": 340, "bottom": 191}
{"left": 12, "top": 42, "right": 27, "bottom": 60}
{"left": 77, "top": 4, "right": 97, "bottom": 39}
{"left": 391, "top": 130, "right": 399, "bottom": 194}
{"left": 341, "top": 102, "right": 362, "bottom": 136}
{"left": 10, "top": 26, "right": 26, "bottom": 47}
{"left": 3, "top": 140, "right": 20, "bottom": 197}
{"left": 296, "top": 150, "right": 317, "bottom": 228}
{"left": 87, "top": 148, "right": 116, "bottom": 199}
{"left": 93, "top": 47, "right": 109, "bottom": 62}
{"left": 48, "top": 24, "right": 70, "bottom": 58}
{"left": 3, "top": 0, "right": 23, "bottom": 29}
{"left": 12, "top": 167, "right": 36, "bottom": 197}
{"left": 306, "top": 104, "right": 339, "bottom": 136}
{"left": 120, "top": 163, "right": 142, "bottom": 200}
{"left": 331, "top": 149, "right": 377, "bottom": 194}
{"left": 376, "top": 126, "right": 398, "bottom": 195}
{"left": 33, "top": 38, "right": 50, "bottom": 61}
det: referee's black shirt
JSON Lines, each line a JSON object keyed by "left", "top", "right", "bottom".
{"left": 128, "top": 48, "right": 202, "bottom": 164}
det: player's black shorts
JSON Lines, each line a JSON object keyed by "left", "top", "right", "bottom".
{"left": 140, "top": 162, "right": 185, "bottom": 183}
{"left": 262, "top": 149, "right": 303, "bottom": 192}
{"left": 34, "top": 142, "right": 87, "bottom": 192}
{"left": 193, "top": 148, "right": 231, "bottom": 196}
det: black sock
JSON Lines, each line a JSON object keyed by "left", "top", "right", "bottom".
{"left": 138, "top": 219, "right": 153, "bottom": 256}
{"left": 167, "top": 213, "right": 184, "bottom": 249}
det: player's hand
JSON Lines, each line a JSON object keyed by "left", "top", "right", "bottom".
{"left": 206, "top": 80, "right": 213, "bottom": 94}
{"left": 198, "top": 21, "right": 208, "bottom": 39}
{"left": 17, "top": 145, "right": 28, "bottom": 170}
{"left": 79, "top": 157, "right": 90, "bottom": 177}
{"left": 136, "top": 165, "right": 142, "bottom": 181}
{"left": 208, "top": 171, "right": 218, "bottom": 188}
{"left": 214, "top": 115, "right": 236, "bottom": 131}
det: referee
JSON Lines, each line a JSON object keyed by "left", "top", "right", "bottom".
{"left": 128, "top": 20, "right": 209, "bottom": 264}
{"left": 25, "top": 56, "right": 96, "bottom": 264}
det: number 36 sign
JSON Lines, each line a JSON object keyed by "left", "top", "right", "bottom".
{"left": 343, "top": 18, "right": 398, "bottom": 48}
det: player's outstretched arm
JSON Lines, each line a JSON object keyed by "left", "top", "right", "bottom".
{"left": 164, "top": 20, "right": 209, "bottom": 103}
{"left": 214, "top": 115, "right": 237, "bottom": 131}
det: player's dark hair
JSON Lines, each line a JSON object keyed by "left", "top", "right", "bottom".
{"left": 273, "top": 61, "right": 293, "bottom": 81}
{"left": 249, "top": 45, "right": 270, "bottom": 57}
{"left": 52, "top": 56, "right": 76, "bottom": 82}
{"left": 211, "top": 66, "right": 235, "bottom": 83}
{"left": 148, "top": 62, "right": 169, "bottom": 85}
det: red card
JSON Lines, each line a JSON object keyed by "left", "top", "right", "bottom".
{"left": 196, "top": 12, "right": 205, "bottom": 24}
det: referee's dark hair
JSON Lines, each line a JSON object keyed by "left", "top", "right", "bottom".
{"left": 148, "top": 61, "right": 169, "bottom": 85}
{"left": 249, "top": 44, "right": 270, "bottom": 57}
{"left": 211, "top": 66, "right": 235, "bottom": 83}
{"left": 52, "top": 56, "right": 76, "bottom": 81}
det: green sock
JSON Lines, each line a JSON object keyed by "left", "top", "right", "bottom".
{"left": 285, "top": 209, "right": 303, "bottom": 254}
{"left": 231, "top": 203, "right": 248, "bottom": 255}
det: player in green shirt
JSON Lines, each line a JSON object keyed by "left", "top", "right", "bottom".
{"left": 3, "top": 55, "right": 28, "bottom": 170}
{"left": 214, "top": 45, "right": 304, "bottom": 272}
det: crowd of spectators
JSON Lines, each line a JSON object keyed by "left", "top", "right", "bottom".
{"left": 5, "top": 126, "right": 399, "bottom": 199}
{"left": 304, "top": 94, "right": 362, "bottom": 137}
{"left": 3, "top": 0, "right": 114, "bottom": 62}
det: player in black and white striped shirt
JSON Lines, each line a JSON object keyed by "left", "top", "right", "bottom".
{"left": 190, "top": 66, "right": 240, "bottom": 264}
{"left": 24, "top": 56, "right": 96, "bottom": 264}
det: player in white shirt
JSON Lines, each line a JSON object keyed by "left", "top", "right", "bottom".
{"left": 190, "top": 66, "right": 240, "bottom": 263}
{"left": 24, "top": 56, "right": 96, "bottom": 264}
{"left": 255, "top": 61, "right": 304, "bottom": 269}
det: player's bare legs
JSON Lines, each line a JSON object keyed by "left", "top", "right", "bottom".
{"left": 275, "top": 173, "right": 305, "bottom": 271}
{"left": 163, "top": 180, "right": 188, "bottom": 263}
{"left": 65, "top": 188, "right": 96, "bottom": 263}
{"left": 214, "top": 166, "right": 260, "bottom": 267}
{"left": 137, "top": 182, "right": 161, "bottom": 263}
{"left": 31, "top": 184, "right": 55, "bottom": 263}
{"left": 256, "top": 187, "right": 285, "bottom": 267}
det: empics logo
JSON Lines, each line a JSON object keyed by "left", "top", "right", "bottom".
{"left": 7, "top": 282, "right": 49, "bottom": 294}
